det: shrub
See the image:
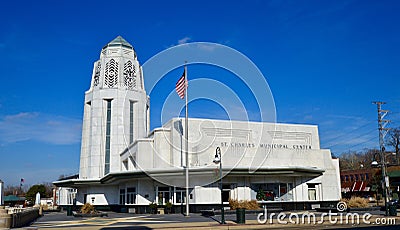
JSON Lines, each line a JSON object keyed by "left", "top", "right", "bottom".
{"left": 149, "top": 202, "right": 158, "bottom": 214}
{"left": 341, "top": 196, "right": 369, "bottom": 208}
{"left": 229, "top": 199, "right": 260, "bottom": 210}
{"left": 165, "top": 201, "right": 172, "bottom": 209}
{"left": 81, "top": 203, "right": 95, "bottom": 214}
{"left": 256, "top": 188, "right": 266, "bottom": 201}
{"left": 149, "top": 202, "right": 158, "bottom": 209}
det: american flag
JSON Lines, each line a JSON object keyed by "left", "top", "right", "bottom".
{"left": 175, "top": 70, "right": 186, "bottom": 99}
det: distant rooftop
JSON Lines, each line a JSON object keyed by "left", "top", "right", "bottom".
{"left": 102, "top": 36, "right": 133, "bottom": 50}
{"left": 4, "top": 195, "right": 25, "bottom": 202}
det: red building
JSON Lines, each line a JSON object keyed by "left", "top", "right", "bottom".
{"left": 340, "top": 169, "right": 375, "bottom": 198}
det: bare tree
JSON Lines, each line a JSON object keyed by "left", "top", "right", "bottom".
{"left": 4, "top": 185, "right": 24, "bottom": 196}
{"left": 42, "top": 182, "right": 54, "bottom": 198}
{"left": 386, "top": 127, "right": 400, "bottom": 164}
{"left": 361, "top": 148, "right": 380, "bottom": 169}
{"left": 339, "top": 151, "right": 364, "bottom": 170}
{"left": 339, "top": 148, "right": 380, "bottom": 170}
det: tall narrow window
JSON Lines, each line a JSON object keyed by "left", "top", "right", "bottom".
{"left": 105, "top": 99, "right": 112, "bottom": 175}
{"left": 127, "top": 187, "right": 136, "bottom": 204}
{"left": 119, "top": 189, "right": 125, "bottom": 205}
{"left": 129, "top": 101, "right": 134, "bottom": 144}
{"left": 308, "top": 184, "right": 317, "bottom": 201}
{"left": 175, "top": 188, "right": 186, "bottom": 204}
{"left": 146, "top": 104, "right": 149, "bottom": 134}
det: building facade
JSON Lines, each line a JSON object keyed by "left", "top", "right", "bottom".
{"left": 55, "top": 36, "right": 341, "bottom": 213}
{"left": 340, "top": 169, "right": 374, "bottom": 199}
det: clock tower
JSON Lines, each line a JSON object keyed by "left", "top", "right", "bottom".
{"left": 79, "top": 36, "right": 150, "bottom": 179}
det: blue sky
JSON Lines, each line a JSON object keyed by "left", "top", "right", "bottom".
{"left": 0, "top": 0, "right": 399, "bottom": 186}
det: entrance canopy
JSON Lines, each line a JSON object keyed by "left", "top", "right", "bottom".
{"left": 54, "top": 166, "right": 324, "bottom": 188}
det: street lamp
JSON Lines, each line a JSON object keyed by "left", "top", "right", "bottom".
{"left": 371, "top": 149, "right": 389, "bottom": 216}
{"left": 213, "top": 147, "right": 225, "bottom": 224}
{"left": 371, "top": 161, "right": 379, "bottom": 167}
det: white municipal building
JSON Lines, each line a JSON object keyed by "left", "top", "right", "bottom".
{"left": 54, "top": 36, "right": 341, "bottom": 213}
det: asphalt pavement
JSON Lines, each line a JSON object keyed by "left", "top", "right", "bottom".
{"left": 19, "top": 209, "right": 400, "bottom": 230}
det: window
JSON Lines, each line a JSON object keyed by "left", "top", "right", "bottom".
{"left": 130, "top": 156, "right": 136, "bottom": 169}
{"left": 350, "top": 175, "right": 354, "bottom": 182}
{"left": 280, "top": 183, "right": 287, "bottom": 199}
{"left": 122, "top": 159, "right": 128, "bottom": 171}
{"left": 104, "top": 99, "right": 112, "bottom": 174}
{"left": 175, "top": 188, "right": 186, "bottom": 204}
{"left": 250, "top": 183, "right": 294, "bottom": 201}
{"left": 355, "top": 174, "right": 359, "bottom": 181}
{"left": 127, "top": 187, "right": 136, "bottom": 204}
{"left": 345, "top": 175, "right": 349, "bottom": 182}
{"left": 146, "top": 104, "right": 149, "bottom": 134}
{"left": 119, "top": 189, "right": 125, "bottom": 205}
{"left": 157, "top": 187, "right": 170, "bottom": 205}
{"left": 366, "top": 173, "right": 369, "bottom": 180}
{"left": 66, "top": 188, "right": 77, "bottom": 205}
{"left": 308, "top": 184, "right": 317, "bottom": 201}
{"left": 129, "top": 101, "right": 134, "bottom": 144}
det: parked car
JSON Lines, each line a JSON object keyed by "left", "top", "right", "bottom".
{"left": 389, "top": 199, "right": 400, "bottom": 208}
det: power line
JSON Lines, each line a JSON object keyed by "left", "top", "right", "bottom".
{"left": 327, "top": 102, "right": 398, "bottom": 154}
{"left": 322, "top": 121, "right": 374, "bottom": 145}
{"left": 343, "top": 135, "right": 377, "bottom": 151}
{"left": 325, "top": 128, "right": 377, "bottom": 149}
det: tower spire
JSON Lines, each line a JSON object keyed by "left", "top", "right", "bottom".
{"left": 103, "top": 36, "right": 134, "bottom": 49}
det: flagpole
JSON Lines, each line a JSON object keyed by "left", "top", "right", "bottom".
{"left": 184, "top": 63, "right": 189, "bottom": 216}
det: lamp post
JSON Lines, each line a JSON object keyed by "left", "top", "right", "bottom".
{"left": 371, "top": 148, "right": 389, "bottom": 216}
{"left": 213, "top": 147, "right": 225, "bottom": 224}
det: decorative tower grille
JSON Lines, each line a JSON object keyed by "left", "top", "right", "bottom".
{"left": 123, "top": 61, "right": 136, "bottom": 89}
{"left": 93, "top": 62, "right": 101, "bottom": 87}
{"left": 105, "top": 59, "right": 118, "bottom": 88}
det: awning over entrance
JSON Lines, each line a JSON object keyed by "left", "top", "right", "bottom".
{"left": 387, "top": 171, "right": 400, "bottom": 178}
{"left": 352, "top": 181, "right": 366, "bottom": 192}
{"left": 342, "top": 181, "right": 370, "bottom": 193}
{"left": 53, "top": 166, "right": 325, "bottom": 188}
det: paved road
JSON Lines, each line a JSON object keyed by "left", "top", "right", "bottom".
{"left": 24, "top": 210, "right": 400, "bottom": 229}
{"left": 29, "top": 211, "right": 215, "bottom": 229}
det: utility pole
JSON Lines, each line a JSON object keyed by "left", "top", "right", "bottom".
{"left": 373, "top": 101, "right": 391, "bottom": 215}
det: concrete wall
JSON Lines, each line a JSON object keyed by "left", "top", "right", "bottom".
{"left": 0, "top": 207, "right": 39, "bottom": 229}
{"left": 120, "top": 118, "right": 341, "bottom": 203}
